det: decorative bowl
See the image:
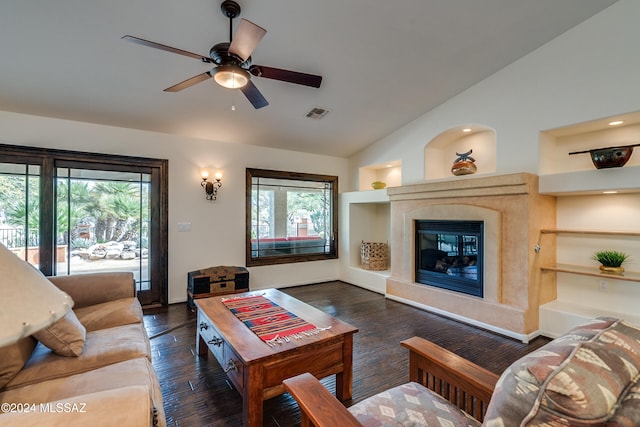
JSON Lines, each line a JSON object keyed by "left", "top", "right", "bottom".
{"left": 451, "top": 161, "right": 477, "bottom": 176}
{"left": 371, "top": 181, "right": 387, "bottom": 190}
{"left": 590, "top": 146, "right": 633, "bottom": 169}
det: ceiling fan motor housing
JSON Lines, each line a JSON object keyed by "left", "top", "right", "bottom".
{"left": 209, "top": 42, "right": 250, "bottom": 68}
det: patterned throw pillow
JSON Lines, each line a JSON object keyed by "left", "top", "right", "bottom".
{"left": 483, "top": 317, "right": 640, "bottom": 426}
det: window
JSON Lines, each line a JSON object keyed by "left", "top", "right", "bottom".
{"left": 246, "top": 168, "right": 338, "bottom": 266}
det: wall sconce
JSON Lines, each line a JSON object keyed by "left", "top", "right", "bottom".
{"left": 201, "top": 170, "right": 222, "bottom": 201}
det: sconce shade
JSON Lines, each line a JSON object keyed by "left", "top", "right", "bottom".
{"left": 0, "top": 243, "right": 73, "bottom": 347}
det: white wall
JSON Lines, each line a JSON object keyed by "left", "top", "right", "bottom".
{"left": 0, "top": 111, "right": 348, "bottom": 303}
{"left": 347, "top": 0, "right": 640, "bottom": 334}
{"left": 349, "top": 0, "right": 640, "bottom": 188}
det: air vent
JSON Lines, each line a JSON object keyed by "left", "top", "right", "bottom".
{"left": 305, "top": 106, "right": 330, "bottom": 119}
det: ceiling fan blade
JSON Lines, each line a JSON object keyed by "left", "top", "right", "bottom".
{"left": 122, "top": 35, "right": 212, "bottom": 63}
{"left": 240, "top": 80, "right": 269, "bottom": 109}
{"left": 163, "top": 72, "right": 212, "bottom": 92}
{"left": 249, "top": 65, "right": 322, "bottom": 88}
{"left": 228, "top": 19, "right": 266, "bottom": 61}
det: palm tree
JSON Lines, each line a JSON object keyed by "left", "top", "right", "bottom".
{"left": 56, "top": 180, "right": 91, "bottom": 245}
{"left": 88, "top": 181, "right": 140, "bottom": 242}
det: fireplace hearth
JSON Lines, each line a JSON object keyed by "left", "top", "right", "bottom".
{"left": 415, "top": 220, "right": 483, "bottom": 297}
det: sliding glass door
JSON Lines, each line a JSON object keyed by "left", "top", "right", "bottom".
{"left": 55, "top": 167, "right": 152, "bottom": 291}
{"left": 0, "top": 162, "right": 41, "bottom": 267}
{"left": 0, "top": 145, "right": 168, "bottom": 307}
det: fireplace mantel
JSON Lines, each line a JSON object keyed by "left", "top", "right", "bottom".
{"left": 387, "top": 172, "right": 539, "bottom": 200}
{"left": 386, "top": 173, "right": 556, "bottom": 342}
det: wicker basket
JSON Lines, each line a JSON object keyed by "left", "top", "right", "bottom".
{"left": 360, "top": 241, "right": 388, "bottom": 271}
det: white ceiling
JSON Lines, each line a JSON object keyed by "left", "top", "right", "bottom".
{"left": 0, "top": 1, "right": 617, "bottom": 158}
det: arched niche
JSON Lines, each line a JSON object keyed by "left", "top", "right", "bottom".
{"left": 424, "top": 125, "right": 496, "bottom": 180}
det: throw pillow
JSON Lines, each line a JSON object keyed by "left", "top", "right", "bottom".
{"left": 0, "top": 336, "right": 37, "bottom": 388}
{"left": 33, "top": 310, "right": 86, "bottom": 357}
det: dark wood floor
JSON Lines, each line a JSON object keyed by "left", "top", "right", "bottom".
{"left": 143, "top": 281, "right": 550, "bottom": 427}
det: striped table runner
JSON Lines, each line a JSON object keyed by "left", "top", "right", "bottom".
{"left": 222, "top": 294, "right": 328, "bottom": 346}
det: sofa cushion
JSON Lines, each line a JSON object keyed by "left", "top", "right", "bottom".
{"left": 0, "top": 385, "right": 155, "bottom": 427}
{"left": 32, "top": 310, "right": 86, "bottom": 356}
{"left": 0, "top": 358, "right": 165, "bottom": 427}
{"left": 4, "top": 322, "right": 151, "bottom": 390}
{"left": 0, "top": 337, "right": 37, "bottom": 389}
{"left": 348, "top": 381, "right": 481, "bottom": 427}
{"left": 74, "top": 297, "right": 142, "bottom": 332}
{"left": 484, "top": 317, "right": 640, "bottom": 426}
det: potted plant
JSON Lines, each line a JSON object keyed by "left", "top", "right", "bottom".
{"left": 593, "top": 250, "right": 629, "bottom": 275}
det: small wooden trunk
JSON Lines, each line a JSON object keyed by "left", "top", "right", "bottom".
{"left": 187, "top": 266, "right": 249, "bottom": 309}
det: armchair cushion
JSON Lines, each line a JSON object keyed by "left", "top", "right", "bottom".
{"left": 484, "top": 317, "right": 640, "bottom": 426}
{"left": 349, "top": 382, "right": 481, "bottom": 427}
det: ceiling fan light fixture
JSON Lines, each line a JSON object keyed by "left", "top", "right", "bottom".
{"left": 213, "top": 64, "right": 249, "bottom": 89}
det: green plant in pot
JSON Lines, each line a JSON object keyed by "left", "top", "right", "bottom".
{"left": 593, "top": 250, "right": 629, "bottom": 275}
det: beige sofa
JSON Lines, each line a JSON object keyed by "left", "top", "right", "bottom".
{"left": 0, "top": 272, "right": 165, "bottom": 427}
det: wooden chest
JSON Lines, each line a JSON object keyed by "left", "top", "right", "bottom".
{"left": 187, "top": 266, "right": 249, "bottom": 308}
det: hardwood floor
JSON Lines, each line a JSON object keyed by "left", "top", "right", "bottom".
{"left": 143, "top": 281, "right": 550, "bottom": 427}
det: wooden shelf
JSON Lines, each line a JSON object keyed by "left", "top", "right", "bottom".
{"left": 541, "top": 263, "right": 640, "bottom": 282}
{"left": 540, "top": 229, "right": 640, "bottom": 237}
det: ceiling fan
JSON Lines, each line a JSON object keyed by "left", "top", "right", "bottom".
{"left": 122, "top": 0, "right": 322, "bottom": 109}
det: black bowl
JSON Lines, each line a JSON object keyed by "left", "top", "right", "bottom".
{"left": 590, "top": 146, "right": 633, "bottom": 169}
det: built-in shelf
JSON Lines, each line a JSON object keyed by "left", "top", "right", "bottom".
{"left": 539, "top": 166, "right": 640, "bottom": 195}
{"left": 541, "top": 263, "right": 640, "bottom": 282}
{"left": 358, "top": 161, "right": 401, "bottom": 191}
{"left": 539, "top": 229, "right": 640, "bottom": 280}
{"left": 540, "top": 229, "right": 640, "bottom": 237}
{"left": 539, "top": 111, "right": 640, "bottom": 195}
{"left": 538, "top": 225, "right": 640, "bottom": 337}
{"left": 339, "top": 189, "right": 391, "bottom": 294}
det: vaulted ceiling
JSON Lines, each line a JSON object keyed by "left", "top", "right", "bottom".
{"left": 0, "top": 1, "right": 617, "bottom": 157}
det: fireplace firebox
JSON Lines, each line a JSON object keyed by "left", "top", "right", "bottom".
{"left": 415, "top": 220, "right": 483, "bottom": 297}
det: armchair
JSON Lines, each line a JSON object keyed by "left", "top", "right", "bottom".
{"left": 284, "top": 317, "right": 640, "bottom": 426}
{"left": 284, "top": 337, "right": 498, "bottom": 426}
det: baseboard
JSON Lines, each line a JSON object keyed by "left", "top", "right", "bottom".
{"left": 385, "top": 294, "right": 540, "bottom": 344}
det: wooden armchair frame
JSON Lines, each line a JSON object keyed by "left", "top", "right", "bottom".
{"left": 283, "top": 336, "right": 500, "bottom": 427}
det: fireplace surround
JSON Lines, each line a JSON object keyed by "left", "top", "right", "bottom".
{"left": 386, "top": 173, "right": 556, "bottom": 341}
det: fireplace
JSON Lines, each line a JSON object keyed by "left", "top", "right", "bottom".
{"left": 415, "top": 220, "right": 483, "bottom": 297}
{"left": 386, "top": 173, "right": 557, "bottom": 341}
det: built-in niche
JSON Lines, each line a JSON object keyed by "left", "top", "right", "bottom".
{"left": 358, "top": 160, "right": 401, "bottom": 191}
{"left": 539, "top": 111, "right": 640, "bottom": 175}
{"left": 424, "top": 125, "right": 496, "bottom": 180}
{"left": 339, "top": 189, "right": 391, "bottom": 294}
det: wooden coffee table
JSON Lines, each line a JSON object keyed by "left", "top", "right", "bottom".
{"left": 195, "top": 288, "right": 358, "bottom": 427}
